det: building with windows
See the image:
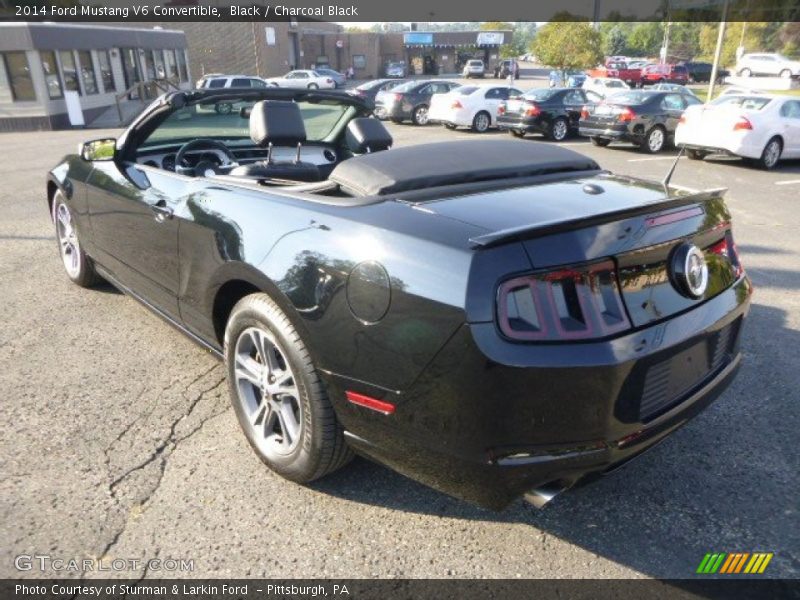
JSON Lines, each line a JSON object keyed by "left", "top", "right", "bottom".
{"left": 0, "top": 22, "right": 190, "bottom": 131}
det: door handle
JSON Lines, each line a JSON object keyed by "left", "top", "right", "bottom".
{"left": 150, "top": 199, "right": 173, "bottom": 222}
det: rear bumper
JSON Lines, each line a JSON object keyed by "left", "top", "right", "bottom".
{"left": 331, "top": 275, "right": 752, "bottom": 510}
{"left": 497, "top": 115, "right": 549, "bottom": 134}
{"left": 675, "top": 128, "right": 764, "bottom": 160}
{"left": 374, "top": 104, "right": 410, "bottom": 120}
{"left": 579, "top": 124, "right": 631, "bottom": 141}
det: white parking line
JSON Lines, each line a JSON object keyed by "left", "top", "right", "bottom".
{"left": 627, "top": 156, "right": 686, "bottom": 162}
{"left": 775, "top": 179, "right": 800, "bottom": 186}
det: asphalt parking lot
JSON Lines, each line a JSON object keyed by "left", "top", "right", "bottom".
{"left": 1, "top": 115, "right": 798, "bottom": 580}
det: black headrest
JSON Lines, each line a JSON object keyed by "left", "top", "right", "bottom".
{"left": 345, "top": 118, "right": 393, "bottom": 153}
{"left": 249, "top": 100, "right": 307, "bottom": 147}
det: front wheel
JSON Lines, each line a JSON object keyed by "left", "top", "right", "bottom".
{"left": 779, "top": 69, "right": 792, "bottom": 79}
{"left": 758, "top": 137, "right": 782, "bottom": 170}
{"left": 739, "top": 68, "right": 751, "bottom": 77}
{"left": 307, "top": 83, "right": 319, "bottom": 89}
{"left": 412, "top": 105, "right": 429, "bottom": 126}
{"left": 590, "top": 137, "right": 611, "bottom": 147}
{"left": 548, "top": 117, "right": 569, "bottom": 141}
{"left": 472, "top": 111, "right": 491, "bottom": 133}
{"left": 52, "top": 191, "right": 100, "bottom": 288}
{"left": 642, "top": 126, "right": 666, "bottom": 153}
{"left": 225, "top": 293, "right": 353, "bottom": 483}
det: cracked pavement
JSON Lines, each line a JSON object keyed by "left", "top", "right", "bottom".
{"left": 1, "top": 120, "right": 798, "bottom": 579}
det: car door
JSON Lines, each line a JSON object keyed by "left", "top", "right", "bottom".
{"left": 286, "top": 71, "right": 307, "bottom": 88}
{"left": 659, "top": 93, "right": 687, "bottom": 134}
{"left": 562, "top": 89, "right": 587, "bottom": 128}
{"left": 85, "top": 161, "right": 184, "bottom": 320}
{"left": 779, "top": 100, "right": 800, "bottom": 157}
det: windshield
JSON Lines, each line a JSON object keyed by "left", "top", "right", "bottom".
{"left": 521, "top": 88, "right": 558, "bottom": 101}
{"left": 711, "top": 95, "right": 772, "bottom": 110}
{"left": 141, "top": 97, "right": 350, "bottom": 147}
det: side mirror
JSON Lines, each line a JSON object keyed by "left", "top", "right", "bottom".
{"left": 79, "top": 138, "right": 116, "bottom": 162}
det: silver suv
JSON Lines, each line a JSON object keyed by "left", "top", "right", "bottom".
{"left": 196, "top": 75, "right": 273, "bottom": 89}
{"left": 736, "top": 53, "right": 800, "bottom": 79}
{"left": 462, "top": 60, "right": 485, "bottom": 79}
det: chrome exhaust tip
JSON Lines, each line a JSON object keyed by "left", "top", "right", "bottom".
{"left": 523, "top": 482, "right": 568, "bottom": 508}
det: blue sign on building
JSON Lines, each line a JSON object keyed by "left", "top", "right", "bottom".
{"left": 403, "top": 32, "right": 434, "bottom": 45}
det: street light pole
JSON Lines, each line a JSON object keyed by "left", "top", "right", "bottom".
{"left": 707, "top": 0, "right": 730, "bottom": 101}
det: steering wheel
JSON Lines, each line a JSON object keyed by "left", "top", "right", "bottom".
{"left": 174, "top": 139, "right": 237, "bottom": 177}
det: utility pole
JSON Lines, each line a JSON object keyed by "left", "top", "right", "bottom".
{"left": 707, "top": 0, "right": 730, "bottom": 101}
{"left": 662, "top": 21, "right": 672, "bottom": 64}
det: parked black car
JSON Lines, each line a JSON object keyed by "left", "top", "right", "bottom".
{"left": 497, "top": 87, "right": 603, "bottom": 141}
{"left": 682, "top": 61, "right": 730, "bottom": 83}
{"left": 348, "top": 78, "right": 408, "bottom": 104}
{"left": 47, "top": 87, "right": 750, "bottom": 510}
{"left": 579, "top": 89, "right": 703, "bottom": 153}
{"left": 374, "top": 79, "right": 460, "bottom": 125}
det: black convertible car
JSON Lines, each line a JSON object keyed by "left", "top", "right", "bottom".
{"left": 48, "top": 87, "right": 751, "bottom": 510}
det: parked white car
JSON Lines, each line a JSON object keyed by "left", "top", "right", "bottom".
{"left": 735, "top": 53, "right": 800, "bottom": 79}
{"left": 582, "top": 77, "right": 630, "bottom": 98}
{"left": 462, "top": 59, "right": 486, "bottom": 78}
{"left": 196, "top": 75, "right": 272, "bottom": 89}
{"left": 428, "top": 84, "right": 523, "bottom": 132}
{"left": 675, "top": 94, "right": 800, "bottom": 169}
{"left": 266, "top": 70, "right": 336, "bottom": 89}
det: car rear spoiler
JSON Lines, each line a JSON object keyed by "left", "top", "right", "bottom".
{"left": 468, "top": 187, "right": 727, "bottom": 249}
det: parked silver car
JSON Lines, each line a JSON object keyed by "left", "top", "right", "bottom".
{"left": 736, "top": 53, "right": 800, "bottom": 79}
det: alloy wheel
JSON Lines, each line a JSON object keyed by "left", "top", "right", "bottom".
{"left": 474, "top": 113, "right": 490, "bottom": 132}
{"left": 55, "top": 202, "right": 80, "bottom": 278}
{"left": 552, "top": 119, "right": 568, "bottom": 140}
{"left": 647, "top": 128, "right": 665, "bottom": 152}
{"left": 763, "top": 139, "right": 781, "bottom": 169}
{"left": 414, "top": 106, "right": 429, "bottom": 125}
{"left": 233, "top": 326, "right": 303, "bottom": 458}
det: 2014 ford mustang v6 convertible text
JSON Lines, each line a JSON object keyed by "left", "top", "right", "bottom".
{"left": 47, "top": 88, "right": 751, "bottom": 510}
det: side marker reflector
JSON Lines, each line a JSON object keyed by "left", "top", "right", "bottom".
{"left": 346, "top": 391, "right": 396, "bottom": 415}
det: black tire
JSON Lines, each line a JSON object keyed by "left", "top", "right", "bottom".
{"left": 548, "top": 117, "right": 569, "bottom": 141}
{"left": 590, "top": 137, "right": 611, "bottom": 147}
{"left": 307, "top": 83, "right": 319, "bottom": 89}
{"left": 52, "top": 190, "right": 101, "bottom": 288}
{"left": 641, "top": 126, "right": 666, "bottom": 153}
{"left": 757, "top": 137, "right": 782, "bottom": 170}
{"left": 739, "top": 68, "right": 751, "bottom": 77}
{"left": 686, "top": 149, "right": 707, "bottom": 160}
{"left": 779, "top": 69, "right": 792, "bottom": 79}
{"left": 412, "top": 104, "right": 429, "bottom": 126}
{"left": 215, "top": 102, "right": 233, "bottom": 115}
{"left": 444, "top": 123, "right": 457, "bottom": 130}
{"left": 509, "top": 129, "right": 525, "bottom": 138}
{"left": 225, "top": 293, "right": 353, "bottom": 483}
{"left": 471, "top": 111, "right": 491, "bottom": 133}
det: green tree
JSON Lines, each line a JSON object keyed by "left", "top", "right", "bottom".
{"left": 698, "top": 22, "right": 770, "bottom": 67}
{"left": 627, "top": 22, "right": 663, "bottom": 57}
{"left": 532, "top": 21, "right": 604, "bottom": 76}
{"left": 604, "top": 26, "right": 628, "bottom": 56}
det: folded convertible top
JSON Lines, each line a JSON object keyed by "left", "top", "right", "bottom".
{"left": 329, "top": 140, "right": 600, "bottom": 197}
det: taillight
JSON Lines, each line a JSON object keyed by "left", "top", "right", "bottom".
{"left": 498, "top": 103, "right": 506, "bottom": 115}
{"left": 708, "top": 234, "right": 744, "bottom": 280}
{"left": 525, "top": 102, "right": 540, "bottom": 117}
{"left": 326, "top": 78, "right": 333, "bottom": 84}
{"left": 678, "top": 114, "right": 687, "bottom": 124}
{"left": 618, "top": 107, "right": 636, "bottom": 122}
{"left": 733, "top": 117, "right": 752, "bottom": 131}
{"left": 497, "top": 260, "right": 630, "bottom": 341}
{"left": 580, "top": 105, "right": 590, "bottom": 119}
{"left": 450, "top": 99, "right": 463, "bottom": 109}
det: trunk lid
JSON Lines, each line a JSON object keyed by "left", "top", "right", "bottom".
{"left": 424, "top": 173, "right": 739, "bottom": 328}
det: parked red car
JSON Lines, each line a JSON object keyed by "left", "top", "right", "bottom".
{"left": 641, "top": 63, "right": 690, "bottom": 85}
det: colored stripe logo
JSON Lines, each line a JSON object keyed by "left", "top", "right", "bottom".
{"left": 696, "top": 552, "right": 773, "bottom": 574}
